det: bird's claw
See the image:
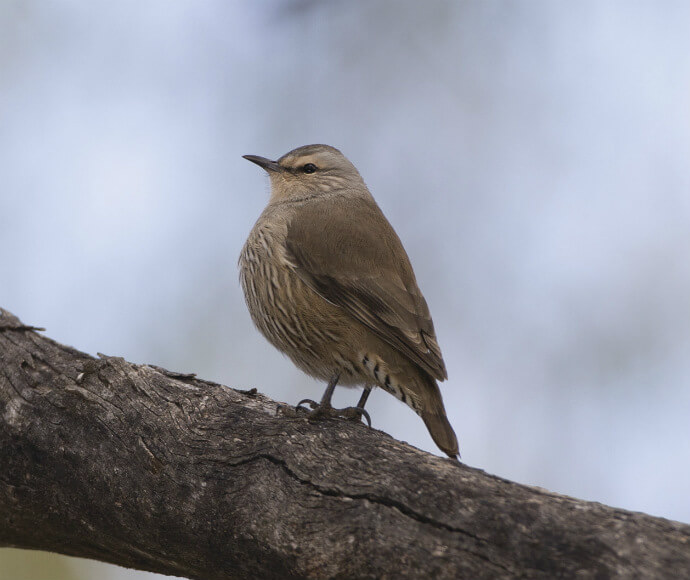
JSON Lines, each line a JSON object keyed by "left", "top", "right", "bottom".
{"left": 294, "top": 400, "right": 372, "bottom": 427}
{"left": 341, "top": 406, "right": 372, "bottom": 428}
{"left": 296, "top": 398, "right": 320, "bottom": 412}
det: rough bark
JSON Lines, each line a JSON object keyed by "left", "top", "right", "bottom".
{"left": 0, "top": 307, "right": 688, "bottom": 580}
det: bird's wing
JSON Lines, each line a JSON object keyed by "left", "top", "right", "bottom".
{"left": 284, "top": 195, "right": 447, "bottom": 381}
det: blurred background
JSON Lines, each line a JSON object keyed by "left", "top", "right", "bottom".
{"left": 1, "top": 1, "right": 689, "bottom": 578}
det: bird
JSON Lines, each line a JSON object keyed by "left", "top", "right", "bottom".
{"left": 239, "top": 144, "right": 459, "bottom": 458}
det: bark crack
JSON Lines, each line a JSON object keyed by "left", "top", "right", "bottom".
{"left": 236, "top": 452, "right": 516, "bottom": 575}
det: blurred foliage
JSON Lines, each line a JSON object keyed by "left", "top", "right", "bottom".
{"left": 0, "top": 549, "right": 81, "bottom": 580}
{"left": 0, "top": 549, "right": 184, "bottom": 580}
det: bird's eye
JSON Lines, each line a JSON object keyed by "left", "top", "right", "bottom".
{"left": 303, "top": 163, "right": 317, "bottom": 174}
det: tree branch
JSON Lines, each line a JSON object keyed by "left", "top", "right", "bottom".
{"left": 1, "top": 307, "right": 688, "bottom": 579}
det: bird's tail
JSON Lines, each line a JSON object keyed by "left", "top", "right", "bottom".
{"left": 419, "top": 375, "right": 459, "bottom": 459}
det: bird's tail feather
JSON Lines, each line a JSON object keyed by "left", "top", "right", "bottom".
{"left": 419, "top": 374, "right": 459, "bottom": 459}
{"left": 421, "top": 410, "right": 459, "bottom": 459}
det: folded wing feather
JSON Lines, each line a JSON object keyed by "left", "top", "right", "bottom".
{"left": 284, "top": 195, "right": 447, "bottom": 382}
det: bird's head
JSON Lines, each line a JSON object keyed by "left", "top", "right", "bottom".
{"left": 243, "top": 144, "right": 366, "bottom": 202}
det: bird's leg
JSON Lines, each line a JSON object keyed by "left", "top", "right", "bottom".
{"left": 319, "top": 373, "right": 339, "bottom": 407}
{"left": 296, "top": 375, "right": 371, "bottom": 427}
{"left": 340, "top": 386, "right": 372, "bottom": 426}
{"left": 356, "top": 385, "right": 372, "bottom": 409}
{"left": 296, "top": 373, "right": 339, "bottom": 412}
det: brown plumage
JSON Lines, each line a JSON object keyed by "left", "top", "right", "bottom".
{"left": 240, "top": 144, "right": 459, "bottom": 458}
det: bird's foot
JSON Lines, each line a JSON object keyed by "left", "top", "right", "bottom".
{"left": 341, "top": 406, "right": 372, "bottom": 428}
{"left": 295, "top": 399, "right": 371, "bottom": 428}
{"left": 295, "top": 398, "right": 320, "bottom": 413}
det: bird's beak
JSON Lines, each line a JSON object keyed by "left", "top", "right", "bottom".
{"left": 243, "top": 155, "right": 282, "bottom": 173}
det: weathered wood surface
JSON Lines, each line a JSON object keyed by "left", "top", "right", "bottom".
{"left": 1, "top": 307, "right": 689, "bottom": 579}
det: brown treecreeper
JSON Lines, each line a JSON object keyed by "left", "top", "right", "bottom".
{"left": 240, "top": 144, "right": 459, "bottom": 458}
